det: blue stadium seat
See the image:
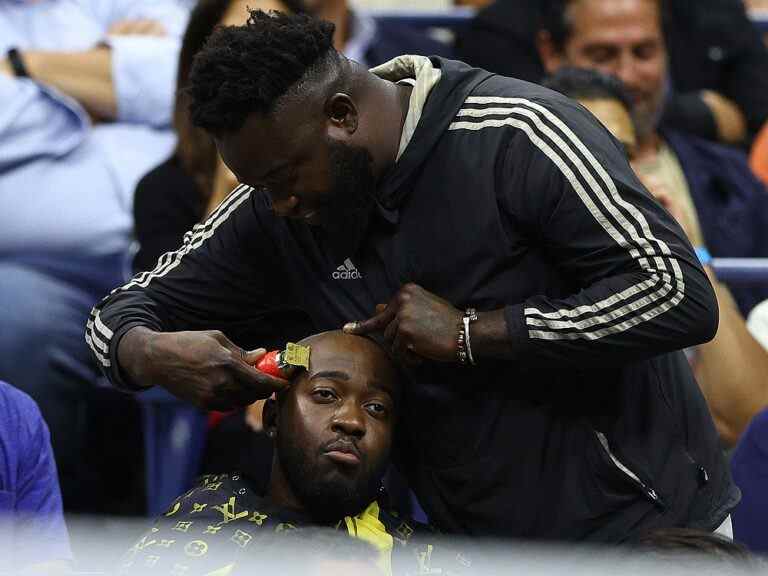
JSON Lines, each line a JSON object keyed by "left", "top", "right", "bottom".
{"left": 137, "top": 387, "right": 208, "bottom": 517}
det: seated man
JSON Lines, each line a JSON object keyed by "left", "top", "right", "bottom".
{"left": 120, "top": 331, "right": 462, "bottom": 576}
{"left": 0, "top": 380, "right": 72, "bottom": 574}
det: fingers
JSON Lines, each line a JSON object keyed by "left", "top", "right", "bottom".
{"left": 241, "top": 348, "right": 267, "bottom": 365}
{"left": 344, "top": 303, "right": 396, "bottom": 335}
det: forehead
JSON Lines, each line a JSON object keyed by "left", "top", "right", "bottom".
{"left": 580, "top": 98, "right": 636, "bottom": 145}
{"left": 216, "top": 96, "right": 324, "bottom": 180}
{"left": 301, "top": 334, "right": 398, "bottom": 394}
{"left": 569, "top": 0, "right": 662, "bottom": 42}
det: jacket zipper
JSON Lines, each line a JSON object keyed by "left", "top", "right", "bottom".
{"left": 595, "top": 431, "right": 666, "bottom": 509}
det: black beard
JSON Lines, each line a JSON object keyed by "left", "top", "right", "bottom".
{"left": 317, "top": 138, "right": 378, "bottom": 258}
{"left": 275, "top": 432, "right": 384, "bottom": 523}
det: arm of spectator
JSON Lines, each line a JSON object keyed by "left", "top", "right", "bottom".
{"left": 94, "top": 0, "right": 190, "bottom": 124}
{"left": 89, "top": 0, "right": 189, "bottom": 38}
{"left": 2, "top": 0, "right": 186, "bottom": 126}
{"left": 0, "top": 74, "right": 90, "bottom": 170}
{"left": 13, "top": 394, "right": 73, "bottom": 571}
{"left": 694, "top": 272, "right": 768, "bottom": 447}
{"left": 21, "top": 47, "right": 117, "bottom": 122}
{"left": 662, "top": 91, "right": 747, "bottom": 145}
{"left": 16, "top": 32, "right": 182, "bottom": 127}
{"left": 700, "top": 90, "right": 748, "bottom": 145}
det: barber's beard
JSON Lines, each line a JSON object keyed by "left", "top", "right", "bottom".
{"left": 275, "top": 433, "right": 383, "bottom": 523}
{"left": 318, "top": 138, "right": 378, "bottom": 258}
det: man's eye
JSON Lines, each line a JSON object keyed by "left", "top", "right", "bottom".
{"left": 365, "top": 402, "right": 388, "bottom": 417}
{"left": 312, "top": 389, "right": 336, "bottom": 402}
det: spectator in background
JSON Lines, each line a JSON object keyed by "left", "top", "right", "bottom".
{"left": 536, "top": 0, "right": 768, "bottom": 315}
{"left": 299, "top": 0, "right": 452, "bottom": 69}
{"left": 0, "top": 0, "right": 188, "bottom": 511}
{"left": 0, "top": 380, "right": 72, "bottom": 574}
{"left": 457, "top": 0, "right": 768, "bottom": 145}
{"left": 544, "top": 67, "right": 768, "bottom": 448}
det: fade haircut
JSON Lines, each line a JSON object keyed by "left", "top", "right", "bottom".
{"left": 187, "top": 10, "right": 340, "bottom": 136}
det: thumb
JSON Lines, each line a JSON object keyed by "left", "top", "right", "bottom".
{"left": 242, "top": 348, "right": 267, "bottom": 366}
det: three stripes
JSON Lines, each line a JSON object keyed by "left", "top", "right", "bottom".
{"left": 450, "top": 96, "right": 684, "bottom": 341}
{"left": 85, "top": 184, "right": 255, "bottom": 368}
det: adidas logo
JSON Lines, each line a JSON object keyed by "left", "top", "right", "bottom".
{"left": 332, "top": 258, "right": 362, "bottom": 280}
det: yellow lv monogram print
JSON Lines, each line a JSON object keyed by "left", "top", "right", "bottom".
{"left": 212, "top": 496, "right": 249, "bottom": 526}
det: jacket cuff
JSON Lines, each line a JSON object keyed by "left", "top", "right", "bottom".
{"left": 107, "top": 35, "right": 181, "bottom": 127}
{"left": 503, "top": 303, "right": 528, "bottom": 362}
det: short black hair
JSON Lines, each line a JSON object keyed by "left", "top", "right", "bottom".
{"left": 542, "top": 67, "right": 634, "bottom": 113}
{"left": 540, "top": 0, "right": 667, "bottom": 51}
{"left": 188, "top": 9, "right": 338, "bottom": 135}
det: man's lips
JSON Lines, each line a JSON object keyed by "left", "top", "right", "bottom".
{"left": 323, "top": 439, "right": 362, "bottom": 466}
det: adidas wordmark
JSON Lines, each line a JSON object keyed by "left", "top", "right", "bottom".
{"left": 332, "top": 258, "right": 362, "bottom": 280}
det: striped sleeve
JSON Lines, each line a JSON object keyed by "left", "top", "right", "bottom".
{"left": 85, "top": 185, "right": 283, "bottom": 390}
{"left": 451, "top": 94, "right": 718, "bottom": 366}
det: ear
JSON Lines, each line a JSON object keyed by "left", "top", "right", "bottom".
{"left": 324, "top": 93, "right": 358, "bottom": 139}
{"left": 263, "top": 398, "right": 278, "bottom": 439}
{"left": 537, "top": 30, "right": 564, "bottom": 75}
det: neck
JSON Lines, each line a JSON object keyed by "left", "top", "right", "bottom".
{"left": 366, "top": 75, "right": 413, "bottom": 181}
{"left": 266, "top": 457, "right": 305, "bottom": 514}
{"left": 635, "top": 131, "right": 663, "bottom": 161}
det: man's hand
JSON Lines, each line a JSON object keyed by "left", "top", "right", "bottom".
{"left": 119, "top": 327, "right": 289, "bottom": 410}
{"left": 0, "top": 58, "right": 11, "bottom": 77}
{"left": 344, "top": 283, "right": 462, "bottom": 363}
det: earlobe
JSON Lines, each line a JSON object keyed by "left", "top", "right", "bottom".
{"left": 326, "top": 93, "right": 358, "bottom": 135}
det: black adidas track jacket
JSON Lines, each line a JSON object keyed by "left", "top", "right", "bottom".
{"left": 86, "top": 57, "right": 737, "bottom": 541}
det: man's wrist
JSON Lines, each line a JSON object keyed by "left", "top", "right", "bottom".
{"left": 117, "top": 325, "right": 158, "bottom": 389}
{"left": 468, "top": 308, "right": 516, "bottom": 361}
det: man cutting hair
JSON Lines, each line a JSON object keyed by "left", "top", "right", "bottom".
{"left": 88, "top": 11, "right": 736, "bottom": 541}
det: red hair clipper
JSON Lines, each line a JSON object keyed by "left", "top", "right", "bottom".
{"left": 255, "top": 343, "right": 310, "bottom": 378}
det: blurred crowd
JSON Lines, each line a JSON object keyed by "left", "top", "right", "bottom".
{"left": 2, "top": 0, "right": 768, "bottom": 573}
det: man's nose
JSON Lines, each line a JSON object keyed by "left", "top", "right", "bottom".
{"left": 331, "top": 402, "right": 366, "bottom": 439}
{"left": 615, "top": 53, "right": 641, "bottom": 90}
